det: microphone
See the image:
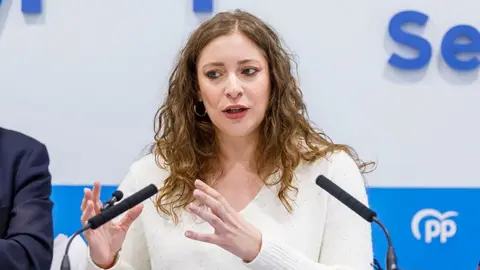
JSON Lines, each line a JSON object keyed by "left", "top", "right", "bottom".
{"left": 60, "top": 184, "right": 158, "bottom": 270}
{"left": 315, "top": 175, "right": 399, "bottom": 270}
{"left": 100, "top": 190, "right": 124, "bottom": 211}
{"left": 88, "top": 184, "right": 157, "bottom": 229}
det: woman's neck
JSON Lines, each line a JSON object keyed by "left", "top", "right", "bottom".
{"left": 217, "top": 131, "right": 259, "bottom": 173}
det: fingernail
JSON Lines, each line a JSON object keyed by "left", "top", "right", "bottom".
{"left": 185, "top": 231, "right": 191, "bottom": 237}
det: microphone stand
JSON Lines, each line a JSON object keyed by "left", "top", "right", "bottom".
{"left": 315, "top": 175, "right": 401, "bottom": 270}
{"left": 372, "top": 217, "right": 399, "bottom": 270}
{"left": 60, "top": 224, "right": 92, "bottom": 270}
{"left": 61, "top": 203, "right": 115, "bottom": 270}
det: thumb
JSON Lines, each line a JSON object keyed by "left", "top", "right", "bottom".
{"left": 118, "top": 204, "right": 144, "bottom": 231}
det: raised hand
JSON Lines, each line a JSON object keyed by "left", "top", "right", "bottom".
{"left": 80, "top": 181, "right": 143, "bottom": 268}
{"left": 184, "top": 180, "right": 262, "bottom": 263}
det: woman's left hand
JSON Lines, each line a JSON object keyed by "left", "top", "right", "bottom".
{"left": 185, "top": 179, "right": 262, "bottom": 263}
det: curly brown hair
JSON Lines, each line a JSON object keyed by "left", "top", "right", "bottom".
{"left": 152, "top": 9, "right": 375, "bottom": 223}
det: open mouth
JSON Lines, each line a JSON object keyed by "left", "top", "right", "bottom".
{"left": 223, "top": 108, "right": 248, "bottom": 113}
{"left": 222, "top": 107, "right": 249, "bottom": 119}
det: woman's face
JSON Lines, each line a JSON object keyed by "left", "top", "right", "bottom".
{"left": 196, "top": 32, "right": 270, "bottom": 138}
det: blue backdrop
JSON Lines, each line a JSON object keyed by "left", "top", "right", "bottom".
{"left": 51, "top": 186, "right": 480, "bottom": 270}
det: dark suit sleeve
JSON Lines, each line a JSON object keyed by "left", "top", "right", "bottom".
{"left": 0, "top": 143, "right": 54, "bottom": 270}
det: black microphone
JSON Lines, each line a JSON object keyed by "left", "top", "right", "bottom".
{"left": 60, "top": 184, "right": 158, "bottom": 270}
{"left": 88, "top": 184, "right": 157, "bottom": 229}
{"left": 100, "top": 190, "right": 124, "bottom": 211}
{"left": 315, "top": 175, "right": 399, "bottom": 270}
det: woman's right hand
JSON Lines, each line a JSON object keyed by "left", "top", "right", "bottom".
{"left": 81, "top": 181, "right": 144, "bottom": 268}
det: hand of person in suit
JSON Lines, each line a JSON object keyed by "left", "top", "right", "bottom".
{"left": 80, "top": 181, "right": 143, "bottom": 268}
{"left": 184, "top": 180, "right": 262, "bottom": 263}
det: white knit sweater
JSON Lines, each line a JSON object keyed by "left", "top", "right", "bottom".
{"left": 85, "top": 151, "right": 373, "bottom": 270}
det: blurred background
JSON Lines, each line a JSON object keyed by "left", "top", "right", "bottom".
{"left": 1, "top": 0, "right": 479, "bottom": 269}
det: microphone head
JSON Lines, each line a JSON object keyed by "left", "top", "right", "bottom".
{"left": 112, "top": 190, "right": 123, "bottom": 201}
{"left": 316, "top": 175, "right": 377, "bottom": 222}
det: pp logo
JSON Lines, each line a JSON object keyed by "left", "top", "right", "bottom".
{"left": 411, "top": 208, "right": 458, "bottom": 244}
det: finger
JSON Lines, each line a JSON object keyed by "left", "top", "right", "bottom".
{"left": 195, "top": 180, "right": 235, "bottom": 213}
{"left": 80, "top": 188, "right": 92, "bottom": 211}
{"left": 92, "top": 181, "right": 102, "bottom": 213}
{"left": 81, "top": 200, "right": 95, "bottom": 225}
{"left": 188, "top": 203, "right": 225, "bottom": 232}
{"left": 193, "top": 189, "right": 229, "bottom": 222}
{"left": 185, "top": 230, "right": 219, "bottom": 245}
{"left": 118, "top": 204, "right": 143, "bottom": 231}
{"left": 92, "top": 181, "right": 101, "bottom": 201}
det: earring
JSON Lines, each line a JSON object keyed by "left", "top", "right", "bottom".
{"left": 194, "top": 101, "right": 207, "bottom": 117}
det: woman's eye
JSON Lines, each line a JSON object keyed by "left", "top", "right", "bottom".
{"left": 206, "top": 71, "right": 220, "bottom": 79}
{"left": 242, "top": 68, "right": 257, "bottom": 76}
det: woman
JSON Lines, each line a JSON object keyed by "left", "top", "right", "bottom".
{"left": 81, "top": 9, "right": 375, "bottom": 270}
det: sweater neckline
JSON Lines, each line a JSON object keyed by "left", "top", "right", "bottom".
{"left": 238, "top": 171, "right": 280, "bottom": 215}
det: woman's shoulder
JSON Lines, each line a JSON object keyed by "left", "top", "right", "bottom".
{"left": 298, "top": 150, "right": 362, "bottom": 177}
{"left": 123, "top": 153, "right": 170, "bottom": 190}
{"left": 323, "top": 150, "right": 363, "bottom": 174}
{"left": 295, "top": 150, "right": 367, "bottom": 194}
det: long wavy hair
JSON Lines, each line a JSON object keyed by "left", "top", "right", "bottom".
{"left": 152, "top": 9, "right": 375, "bottom": 223}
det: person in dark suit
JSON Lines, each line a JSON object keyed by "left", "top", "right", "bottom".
{"left": 0, "top": 127, "right": 54, "bottom": 269}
